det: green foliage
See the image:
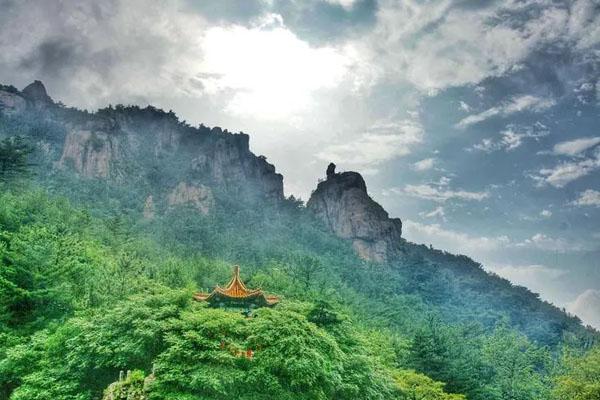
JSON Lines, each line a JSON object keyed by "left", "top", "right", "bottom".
{"left": 0, "top": 136, "right": 32, "bottom": 183}
{"left": 393, "top": 369, "right": 465, "bottom": 400}
{"left": 103, "top": 370, "right": 148, "bottom": 400}
{"left": 152, "top": 303, "right": 394, "bottom": 400}
{"left": 482, "top": 325, "right": 551, "bottom": 400}
{"left": 552, "top": 346, "right": 600, "bottom": 400}
{"left": 0, "top": 99, "right": 597, "bottom": 400}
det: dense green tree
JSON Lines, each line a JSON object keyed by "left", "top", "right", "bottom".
{"left": 483, "top": 325, "right": 551, "bottom": 400}
{"left": 392, "top": 369, "right": 465, "bottom": 400}
{"left": 0, "top": 136, "right": 32, "bottom": 183}
{"left": 552, "top": 346, "right": 600, "bottom": 400}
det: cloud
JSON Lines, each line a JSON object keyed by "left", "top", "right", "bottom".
{"left": 540, "top": 209, "right": 552, "bottom": 218}
{"left": 324, "top": 0, "right": 358, "bottom": 10}
{"left": 469, "top": 124, "right": 549, "bottom": 153}
{"left": 568, "top": 289, "right": 600, "bottom": 329}
{"left": 532, "top": 149, "right": 600, "bottom": 188}
{"left": 402, "top": 184, "right": 489, "bottom": 203}
{"left": 198, "top": 15, "right": 353, "bottom": 119}
{"left": 419, "top": 206, "right": 445, "bottom": 220}
{"left": 0, "top": 0, "right": 211, "bottom": 108}
{"left": 489, "top": 264, "right": 566, "bottom": 283}
{"left": 515, "top": 233, "right": 585, "bottom": 253}
{"left": 403, "top": 220, "right": 510, "bottom": 254}
{"left": 459, "top": 101, "right": 471, "bottom": 112}
{"left": 551, "top": 137, "right": 600, "bottom": 157}
{"left": 317, "top": 118, "right": 423, "bottom": 167}
{"left": 571, "top": 189, "right": 600, "bottom": 207}
{"left": 487, "top": 263, "right": 567, "bottom": 298}
{"left": 363, "top": 0, "right": 589, "bottom": 93}
{"left": 404, "top": 222, "right": 587, "bottom": 259}
{"left": 456, "top": 95, "right": 555, "bottom": 128}
{"left": 412, "top": 157, "right": 435, "bottom": 171}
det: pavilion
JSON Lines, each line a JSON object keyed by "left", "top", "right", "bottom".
{"left": 193, "top": 265, "right": 279, "bottom": 309}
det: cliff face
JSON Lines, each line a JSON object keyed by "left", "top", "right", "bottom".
{"left": 307, "top": 164, "right": 403, "bottom": 262}
{"left": 0, "top": 81, "right": 284, "bottom": 209}
{"left": 59, "top": 129, "right": 116, "bottom": 178}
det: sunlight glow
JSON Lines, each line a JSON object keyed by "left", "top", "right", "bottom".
{"left": 198, "top": 17, "right": 350, "bottom": 120}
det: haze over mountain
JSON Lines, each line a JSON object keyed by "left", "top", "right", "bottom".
{"left": 1, "top": 0, "right": 599, "bottom": 328}
{"left": 1, "top": 77, "right": 599, "bottom": 399}
{"left": 0, "top": 79, "right": 594, "bottom": 339}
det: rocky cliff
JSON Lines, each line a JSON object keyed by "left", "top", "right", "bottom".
{"left": 0, "top": 81, "right": 284, "bottom": 210}
{"left": 307, "top": 163, "right": 403, "bottom": 262}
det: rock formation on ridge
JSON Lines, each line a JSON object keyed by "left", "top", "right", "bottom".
{"left": 307, "top": 164, "right": 403, "bottom": 262}
{"left": 0, "top": 81, "right": 284, "bottom": 211}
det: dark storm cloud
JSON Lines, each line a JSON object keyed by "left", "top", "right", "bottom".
{"left": 19, "top": 39, "right": 80, "bottom": 78}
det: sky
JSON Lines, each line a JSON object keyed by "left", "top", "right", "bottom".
{"left": 1, "top": 0, "right": 599, "bottom": 327}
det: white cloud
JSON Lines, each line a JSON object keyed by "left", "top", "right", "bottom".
{"left": 324, "top": 0, "right": 357, "bottom": 10}
{"left": 405, "top": 221, "right": 587, "bottom": 259}
{"left": 317, "top": 118, "right": 424, "bottom": 167}
{"left": 412, "top": 157, "right": 435, "bottom": 171}
{"left": 365, "top": 1, "right": 581, "bottom": 93}
{"left": 487, "top": 263, "right": 567, "bottom": 298}
{"left": 459, "top": 101, "right": 471, "bottom": 112}
{"left": 491, "top": 264, "right": 566, "bottom": 281}
{"left": 403, "top": 220, "right": 510, "bottom": 254}
{"left": 198, "top": 16, "right": 352, "bottom": 119}
{"left": 551, "top": 137, "right": 600, "bottom": 157}
{"left": 532, "top": 150, "right": 600, "bottom": 188}
{"left": 571, "top": 189, "right": 600, "bottom": 207}
{"left": 540, "top": 209, "right": 552, "bottom": 217}
{"left": 568, "top": 289, "right": 600, "bottom": 329}
{"left": 457, "top": 95, "right": 555, "bottom": 128}
{"left": 402, "top": 184, "right": 489, "bottom": 203}
{"left": 419, "top": 206, "right": 445, "bottom": 220}
{"left": 515, "top": 233, "right": 584, "bottom": 253}
{"left": 470, "top": 125, "right": 548, "bottom": 153}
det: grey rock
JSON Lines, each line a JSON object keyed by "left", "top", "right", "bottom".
{"left": 22, "top": 80, "right": 53, "bottom": 109}
{"left": 307, "top": 168, "right": 402, "bottom": 262}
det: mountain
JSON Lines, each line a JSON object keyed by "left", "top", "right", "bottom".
{"left": 0, "top": 81, "right": 283, "bottom": 206}
{"left": 0, "top": 81, "right": 593, "bottom": 345}
{"left": 1, "top": 80, "right": 599, "bottom": 400}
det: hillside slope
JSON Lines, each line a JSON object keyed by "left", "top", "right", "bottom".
{"left": 0, "top": 81, "right": 594, "bottom": 348}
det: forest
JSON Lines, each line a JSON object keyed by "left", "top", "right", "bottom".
{"left": 0, "top": 101, "right": 599, "bottom": 400}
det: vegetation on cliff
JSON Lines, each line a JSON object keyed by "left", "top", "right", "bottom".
{"left": 0, "top": 83, "right": 598, "bottom": 399}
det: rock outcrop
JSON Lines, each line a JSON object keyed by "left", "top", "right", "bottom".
{"left": 0, "top": 88, "right": 27, "bottom": 115}
{"left": 307, "top": 164, "right": 403, "bottom": 262}
{"left": 0, "top": 80, "right": 285, "bottom": 206}
{"left": 143, "top": 195, "right": 156, "bottom": 219}
{"left": 22, "top": 80, "right": 53, "bottom": 109}
{"left": 59, "top": 129, "right": 116, "bottom": 178}
{"left": 167, "top": 182, "right": 214, "bottom": 215}
{"left": 191, "top": 131, "right": 283, "bottom": 200}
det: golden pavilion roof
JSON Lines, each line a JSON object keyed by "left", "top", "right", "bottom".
{"left": 194, "top": 266, "right": 279, "bottom": 307}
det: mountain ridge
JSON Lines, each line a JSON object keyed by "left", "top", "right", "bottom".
{"left": 0, "top": 80, "right": 595, "bottom": 346}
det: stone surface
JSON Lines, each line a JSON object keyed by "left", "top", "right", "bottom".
{"left": 192, "top": 132, "right": 283, "bottom": 200}
{"left": 307, "top": 168, "right": 403, "bottom": 262}
{"left": 22, "top": 80, "right": 53, "bottom": 110}
{"left": 0, "top": 90, "right": 27, "bottom": 115}
{"left": 59, "top": 129, "right": 115, "bottom": 178}
{"left": 143, "top": 195, "right": 156, "bottom": 219}
{"left": 167, "top": 182, "right": 214, "bottom": 215}
{"left": 1, "top": 80, "right": 285, "bottom": 208}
